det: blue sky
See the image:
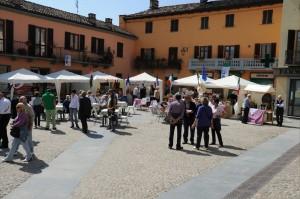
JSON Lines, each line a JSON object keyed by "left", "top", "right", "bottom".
{"left": 27, "top": 0, "right": 204, "bottom": 25}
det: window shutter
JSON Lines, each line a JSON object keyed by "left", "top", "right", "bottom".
{"left": 234, "top": 45, "right": 240, "bottom": 58}
{"left": 287, "top": 30, "right": 295, "bottom": 51}
{"left": 28, "top": 25, "right": 36, "bottom": 56}
{"left": 141, "top": 48, "right": 145, "bottom": 59}
{"left": 218, "top": 45, "right": 224, "bottom": 58}
{"left": 91, "top": 37, "right": 96, "bottom": 53}
{"left": 99, "top": 39, "right": 104, "bottom": 55}
{"left": 47, "top": 28, "right": 53, "bottom": 57}
{"left": 208, "top": 46, "right": 212, "bottom": 58}
{"left": 254, "top": 43, "right": 260, "bottom": 58}
{"left": 271, "top": 43, "right": 276, "bottom": 58}
{"left": 151, "top": 48, "right": 155, "bottom": 60}
{"left": 194, "top": 46, "right": 199, "bottom": 58}
{"left": 65, "top": 32, "right": 70, "bottom": 50}
{"left": 79, "top": 35, "right": 85, "bottom": 51}
{"left": 5, "top": 20, "right": 14, "bottom": 54}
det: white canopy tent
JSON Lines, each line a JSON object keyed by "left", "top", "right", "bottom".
{"left": 46, "top": 70, "right": 89, "bottom": 101}
{"left": 84, "top": 71, "right": 123, "bottom": 93}
{"left": 213, "top": 75, "right": 258, "bottom": 90}
{"left": 0, "top": 68, "right": 54, "bottom": 99}
{"left": 129, "top": 72, "right": 163, "bottom": 102}
{"left": 173, "top": 74, "right": 217, "bottom": 88}
{"left": 244, "top": 84, "right": 275, "bottom": 93}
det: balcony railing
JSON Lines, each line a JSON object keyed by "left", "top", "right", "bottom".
{"left": 188, "top": 58, "right": 278, "bottom": 70}
{"left": 285, "top": 50, "right": 300, "bottom": 65}
{"left": 134, "top": 57, "right": 182, "bottom": 70}
{"left": 0, "top": 41, "right": 113, "bottom": 66}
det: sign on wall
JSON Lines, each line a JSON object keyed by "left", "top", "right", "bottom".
{"left": 65, "top": 55, "right": 72, "bottom": 67}
{"left": 221, "top": 67, "right": 230, "bottom": 78}
{"left": 251, "top": 73, "right": 274, "bottom": 79}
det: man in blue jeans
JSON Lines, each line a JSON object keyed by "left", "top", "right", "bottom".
{"left": 69, "top": 90, "right": 80, "bottom": 128}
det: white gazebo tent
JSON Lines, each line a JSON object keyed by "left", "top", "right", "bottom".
{"left": 46, "top": 70, "right": 89, "bottom": 101}
{"left": 0, "top": 68, "right": 54, "bottom": 99}
{"left": 173, "top": 74, "right": 217, "bottom": 88}
{"left": 129, "top": 72, "right": 163, "bottom": 102}
{"left": 213, "top": 75, "right": 258, "bottom": 90}
{"left": 84, "top": 71, "right": 123, "bottom": 92}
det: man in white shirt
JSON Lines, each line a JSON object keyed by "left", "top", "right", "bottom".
{"left": 0, "top": 91, "right": 11, "bottom": 149}
{"left": 69, "top": 90, "right": 80, "bottom": 128}
{"left": 133, "top": 86, "right": 139, "bottom": 99}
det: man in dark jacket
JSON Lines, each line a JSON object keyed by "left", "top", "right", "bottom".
{"left": 183, "top": 92, "right": 197, "bottom": 145}
{"left": 79, "top": 91, "right": 91, "bottom": 134}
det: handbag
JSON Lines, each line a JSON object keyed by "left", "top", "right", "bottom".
{"left": 10, "top": 126, "right": 20, "bottom": 138}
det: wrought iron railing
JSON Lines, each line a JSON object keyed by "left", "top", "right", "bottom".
{"left": 285, "top": 50, "right": 300, "bottom": 65}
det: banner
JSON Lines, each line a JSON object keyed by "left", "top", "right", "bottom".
{"left": 221, "top": 67, "right": 230, "bottom": 78}
{"left": 248, "top": 108, "right": 265, "bottom": 125}
{"left": 65, "top": 55, "right": 71, "bottom": 67}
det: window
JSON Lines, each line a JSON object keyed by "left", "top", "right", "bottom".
{"left": 168, "top": 47, "right": 178, "bottom": 62}
{"left": 218, "top": 45, "right": 240, "bottom": 59}
{"left": 116, "top": 73, "right": 123, "bottom": 78}
{"left": 35, "top": 27, "right": 47, "bottom": 57}
{"left": 141, "top": 48, "right": 155, "bottom": 60}
{"left": 194, "top": 46, "right": 212, "bottom": 59}
{"left": 225, "top": 14, "right": 234, "bottom": 27}
{"left": 254, "top": 43, "right": 276, "bottom": 58}
{"left": 201, "top": 17, "right": 209, "bottom": 29}
{"left": 0, "top": 20, "right": 4, "bottom": 52}
{"left": 145, "top": 21, "right": 153, "bottom": 34}
{"left": 117, "top": 42, "right": 123, "bottom": 58}
{"left": 262, "top": 10, "right": 273, "bottom": 24}
{"left": 91, "top": 37, "right": 104, "bottom": 55}
{"left": 170, "top": 19, "right": 179, "bottom": 32}
{"left": 65, "top": 32, "right": 85, "bottom": 51}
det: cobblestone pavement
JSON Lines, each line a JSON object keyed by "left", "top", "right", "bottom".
{"left": 71, "top": 111, "right": 296, "bottom": 199}
{"left": 0, "top": 120, "right": 85, "bottom": 198}
{"left": 251, "top": 156, "right": 300, "bottom": 199}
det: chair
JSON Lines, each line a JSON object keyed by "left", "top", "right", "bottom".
{"left": 118, "top": 107, "right": 129, "bottom": 126}
{"left": 149, "top": 100, "right": 159, "bottom": 115}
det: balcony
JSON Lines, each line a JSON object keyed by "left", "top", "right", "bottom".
{"left": 285, "top": 50, "right": 300, "bottom": 65}
{"left": 134, "top": 57, "right": 182, "bottom": 70}
{"left": 188, "top": 58, "right": 278, "bottom": 70}
{"left": 0, "top": 41, "right": 113, "bottom": 67}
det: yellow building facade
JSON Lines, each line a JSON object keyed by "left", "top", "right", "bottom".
{"left": 121, "top": 0, "right": 283, "bottom": 84}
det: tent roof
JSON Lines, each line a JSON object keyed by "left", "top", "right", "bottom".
{"left": 84, "top": 71, "right": 122, "bottom": 82}
{"left": 130, "top": 72, "right": 162, "bottom": 83}
{"left": 213, "top": 75, "right": 257, "bottom": 90}
{"left": 244, "top": 84, "right": 275, "bottom": 93}
{"left": 0, "top": 68, "right": 54, "bottom": 83}
{"left": 46, "top": 70, "right": 89, "bottom": 83}
{"left": 173, "top": 74, "right": 218, "bottom": 88}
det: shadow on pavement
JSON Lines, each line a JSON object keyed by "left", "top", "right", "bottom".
{"left": 51, "top": 129, "right": 66, "bottom": 135}
{"left": 207, "top": 147, "right": 238, "bottom": 157}
{"left": 112, "top": 130, "right": 132, "bottom": 136}
{"left": 6, "top": 157, "right": 49, "bottom": 174}
{"left": 223, "top": 145, "right": 246, "bottom": 151}
{"left": 86, "top": 131, "right": 104, "bottom": 139}
{"left": 181, "top": 149, "right": 211, "bottom": 156}
{"left": 33, "top": 141, "right": 40, "bottom": 147}
{"left": 281, "top": 125, "right": 300, "bottom": 129}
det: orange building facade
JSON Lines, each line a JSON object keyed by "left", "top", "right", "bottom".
{"left": 0, "top": 0, "right": 137, "bottom": 80}
{"left": 120, "top": 0, "right": 283, "bottom": 84}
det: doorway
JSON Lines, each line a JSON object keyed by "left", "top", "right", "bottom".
{"left": 288, "top": 79, "right": 300, "bottom": 117}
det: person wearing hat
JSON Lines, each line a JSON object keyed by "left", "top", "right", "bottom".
{"left": 168, "top": 93, "right": 185, "bottom": 150}
{"left": 183, "top": 91, "right": 197, "bottom": 145}
{"left": 275, "top": 95, "right": 284, "bottom": 127}
{"left": 42, "top": 89, "right": 56, "bottom": 130}
{"left": 242, "top": 94, "right": 251, "bottom": 124}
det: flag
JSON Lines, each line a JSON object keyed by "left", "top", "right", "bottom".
{"left": 89, "top": 68, "right": 93, "bottom": 88}
{"left": 156, "top": 75, "right": 159, "bottom": 87}
{"left": 196, "top": 72, "right": 200, "bottom": 87}
{"left": 126, "top": 75, "right": 130, "bottom": 87}
{"left": 236, "top": 77, "right": 241, "bottom": 95}
{"left": 167, "top": 74, "right": 173, "bottom": 93}
{"left": 201, "top": 65, "right": 207, "bottom": 81}
{"left": 75, "top": 0, "right": 79, "bottom": 13}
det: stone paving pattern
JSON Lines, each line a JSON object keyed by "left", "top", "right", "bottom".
{"left": 71, "top": 111, "right": 293, "bottom": 199}
{"left": 252, "top": 156, "right": 300, "bottom": 199}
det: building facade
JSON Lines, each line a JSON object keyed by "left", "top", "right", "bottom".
{"left": 0, "top": 0, "right": 137, "bottom": 82}
{"left": 120, "top": 0, "right": 283, "bottom": 84}
{"left": 275, "top": 0, "right": 300, "bottom": 117}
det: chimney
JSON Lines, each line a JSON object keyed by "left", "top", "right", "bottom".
{"left": 105, "top": 18, "right": 113, "bottom": 26}
{"left": 150, "top": 0, "right": 159, "bottom": 9}
{"left": 12, "top": 0, "right": 24, "bottom": 6}
{"left": 88, "top": 13, "right": 96, "bottom": 24}
{"left": 200, "top": 0, "right": 208, "bottom": 3}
